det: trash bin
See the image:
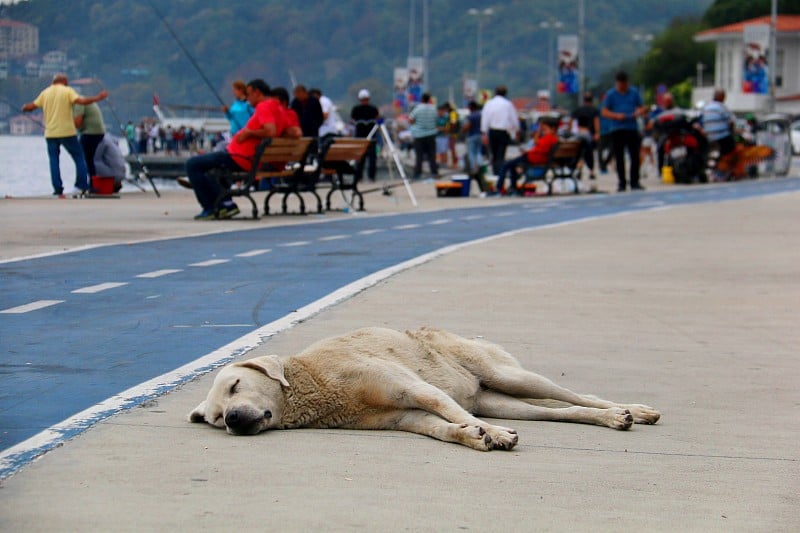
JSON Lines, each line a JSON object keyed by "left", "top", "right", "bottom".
{"left": 756, "top": 113, "right": 793, "bottom": 176}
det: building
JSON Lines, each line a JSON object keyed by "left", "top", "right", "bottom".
{"left": 9, "top": 114, "right": 42, "bottom": 136}
{"left": 0, "top": 18, "right": 38, "bottom": 59}
{"left": 693, "top": 15, "right": 800, "bottom": 115}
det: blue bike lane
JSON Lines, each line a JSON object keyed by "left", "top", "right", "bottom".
{"left": 1, "top": 178, "right": 798, "bottom": 476}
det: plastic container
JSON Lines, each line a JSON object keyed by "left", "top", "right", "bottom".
{"left": 451, "top": 174, "right": 471, "bottom": 197}
{"left": 91, "top": 176, "right": 116, "bottom": 195}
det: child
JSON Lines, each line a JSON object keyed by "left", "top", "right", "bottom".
{"left": 495, "top": 116, "right": 560, "bottom": 196}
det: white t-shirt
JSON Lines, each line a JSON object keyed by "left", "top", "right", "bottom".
{"left": 480, "top": 95, "right": 519, "bottom": 137}
{"left": 318, "top": 95, "right": 338, "bottom": 137}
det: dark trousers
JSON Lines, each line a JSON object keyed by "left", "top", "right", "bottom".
{"left": 413, "top": 134, "right": 437, "bottom": 178}
{"left": 80, "top": 133, "right": 104, "bottom": 177}
{"left": 355, "top": 139, "right": 377, "bottom": 181}
{"left": 611, "top": 129, "right": 642, "bottom": 189}
{"left": 488, "top": 128, "right": 511, "bottom": 176}
{"left": 186, "top": 150, "right": 242, "bottom": 210}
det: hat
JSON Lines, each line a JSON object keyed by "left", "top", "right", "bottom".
{"left": 358, "top": 89, "right": 370, "bottom": 100}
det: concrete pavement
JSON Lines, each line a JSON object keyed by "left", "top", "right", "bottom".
{"left": 0, "top": 173, "right": 798, "bottom": 530}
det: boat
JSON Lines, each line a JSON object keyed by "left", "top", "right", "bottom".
{"left": 125, "top": 103, "right": 229, "bottom": 179}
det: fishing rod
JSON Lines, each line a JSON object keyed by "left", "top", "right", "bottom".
{"left": 1, "top": 96, "right": 45, "bottom": 129}
{"left": 146, "top": 0, "right": 226, "bottom": 107}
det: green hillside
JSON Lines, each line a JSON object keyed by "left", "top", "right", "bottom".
{"left": 2, "top": 0, "right": 713, "bottom": 123}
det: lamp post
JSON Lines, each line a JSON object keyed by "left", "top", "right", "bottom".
{"left": 540, "top": 18, "right": 564, "bottom": 99}
{"left": 468, "top": 7, "right": 494, "bottom": 92}
{"left": 632, "top": 32, "right": 653, "bottom": 95}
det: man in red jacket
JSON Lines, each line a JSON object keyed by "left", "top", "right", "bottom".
{"left": 494, "top": 116, "right": 559, "bottom": 196}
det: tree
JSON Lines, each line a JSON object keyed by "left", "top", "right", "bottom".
{"left": 703, "top": 0, "right": 800, "bottom": 27}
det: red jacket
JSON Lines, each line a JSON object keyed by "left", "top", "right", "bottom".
{"left": 526, "top": 132, "right": 559, "bottom": 165}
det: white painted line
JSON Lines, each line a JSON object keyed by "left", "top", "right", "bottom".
{"left": 393, "top": 224, "right": 421, "bottom": 230}
{"left": 189, "top": 259, "right": 230, "bottom": 267}
{"left": 136, "top": 269, "right": 183, "bottom": 279}
{"left": 235, "top": 249, "right": 272, "bottom": 257}
{"left": 358, "top": 228, "right": 385, "bottom": 235}
{"left": 319, "top": 234, "right": 349, "bottom": 241}
{"left": 461, "top": 215, "right": 485, "bottom": 221}
{"left": 0, "top": 300, "right": 64, "bottom": 314}
{"left": 494, "top": 211, "right": 515, "bottom": 217}
{"left": 279, "top": 241, "right": 311, "bottom": 247}
{"left": 71, "top": 282, "right": 129, "bottom": 294}
{"left": 200, "top": 324, "right": 254, "bottom": 328}
{"left": 428, "top": 218, "right": 451, "bottom": 225}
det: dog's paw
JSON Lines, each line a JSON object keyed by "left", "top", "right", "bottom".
{"left": 456, "top": 423, "right": 494, "bottom": 451}
{"left": 623, "top": 404, "right": 661, "bottom": 425}
{"left": 605, "top": 408, "right": 634, "bottom": 430}
{"left": 483, "top": 424, "right": 518, "bottom": 451}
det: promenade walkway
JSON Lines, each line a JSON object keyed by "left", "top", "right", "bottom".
{"left": 1, "top": 172, "right": 798, "bottom": 530}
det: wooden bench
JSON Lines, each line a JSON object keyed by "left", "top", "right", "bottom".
{"left": 520, "top": 138, "right": 585, "bottom": 195}
{"left": 258, "top": 137, "right": 322, "bottom": 215}
{"left": 319, "top": 137, "right": 372, "bottom": 211}
{"left": 211, "top": 137, "right": 317, "bottom": 218}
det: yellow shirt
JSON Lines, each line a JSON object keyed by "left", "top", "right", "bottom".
{"left": 33, "top": 84, "right": 81, "bottom": 138}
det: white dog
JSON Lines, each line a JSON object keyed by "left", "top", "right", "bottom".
{"left": 189, "top": 327, "right": 660, "bottom": 451}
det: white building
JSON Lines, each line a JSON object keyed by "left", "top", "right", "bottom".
{"left": 693, "top": 15, "right": 800, "bottom": 115}
{"left": 0, "top": 18, "right": 38, "bottom": 59}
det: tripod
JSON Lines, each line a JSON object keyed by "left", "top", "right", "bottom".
{"left": 366, "top": 121, "right": 418, "bottom": 207}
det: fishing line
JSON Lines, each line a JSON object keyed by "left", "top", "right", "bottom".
{"left": 146, "top": 0, "right": 226, "bottom": 107}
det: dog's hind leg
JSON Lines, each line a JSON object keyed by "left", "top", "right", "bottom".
{"left": 466, "top": 343, "right": 660, "bottom": 425}
{"left": 354, "top": 409, "right": 513, "bottom": 451}
{"left": 474, "top": 390, "right": 634, "bottom": 430}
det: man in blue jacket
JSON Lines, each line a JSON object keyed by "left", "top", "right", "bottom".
{"left": 601, "top": 71, "right": 647, "bottom": 192}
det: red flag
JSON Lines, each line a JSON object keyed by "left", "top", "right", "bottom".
{"left": 153, "top": 94, "right": 160, "bottom": 106}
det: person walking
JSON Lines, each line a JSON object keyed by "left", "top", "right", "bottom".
{"left": 480, "top": 85, "right": 519, "bottom": 176}
{"left": 21, "top": 73, "right": 108, "bottom": 197}
{"left": 571, "top": 91, "right": 600, "bottom": 181}
{"left": 350, "top": 89, "right": 380, "bottom": 182}
{"left": 601, "top": 71, "right": 647, "bottom": 192}
{"left": 463, "top": 100, "right": 483, "bottom": 174}
{"left": 408, "top": 92, "right": 439, "bottom": 179}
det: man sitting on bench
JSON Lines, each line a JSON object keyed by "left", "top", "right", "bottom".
{"left": 494, "top": 116, "right": 559, "bottom": 196}
{"left": 186, "top": 79, "right": 286, "bottom": 220}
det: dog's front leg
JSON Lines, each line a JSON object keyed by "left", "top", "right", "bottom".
{"left": 367, "top": 380, "right": 518, "bottom": 450}
{"left": 354, "top": 410, "right": 508, "bottom": 451}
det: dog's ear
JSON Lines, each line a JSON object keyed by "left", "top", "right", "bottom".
{"left": 188, "top": 400, "right": 207, "bottom": 423}
{"left": 237, "top": 355, "right": 290, "bottom": 387}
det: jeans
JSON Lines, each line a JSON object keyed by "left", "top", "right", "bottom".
{"left": 466, "top": 134, "right": 483, "bottom": 172}
{"left": 496, "top": 154, "right": 528, "bottom": 193}
{"left": 413, "top": 134, "right": 438, "bottom": 178}
{"left": 186, "top": 150, "right": 242, "bottom": 210}
{"left": 46, "top": 136, "right": 89, "bottom": 193}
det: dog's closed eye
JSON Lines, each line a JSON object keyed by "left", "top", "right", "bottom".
{"left": 229, "top": 379, "right": 240, "bottom": 395}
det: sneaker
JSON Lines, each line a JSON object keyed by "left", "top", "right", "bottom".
{"left": 193, "top": 208, "right": 217, "bottom": 220}
{"left": 631, "top": 184, "right": 646, "bottom": 191}
{"left": 216, "top": 204, "right": 240, "bottom": 219}
{"left": 69, "top": 187, "right": 88, "bottom": 198}
{"left": 177, "top": 177, "right": 193, "bottom": 189}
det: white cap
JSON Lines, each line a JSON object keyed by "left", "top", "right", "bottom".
{"left": 358, "top": 89, "right": 370, "bottom": 100}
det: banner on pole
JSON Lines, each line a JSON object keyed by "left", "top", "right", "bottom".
{"left": 557, "top": 35, "right": 579, "bottom": 94}
{"left": 742, "top": 24, "right": 769, "bottom": 94}
{"left": 393, "top": 67, "right": 409, "bottom": 111}
{"left": 406, "top": 57, "right": 424, "bottom": 104}
{"left": 462, "top": 78, "right": 477, "bottom": 106}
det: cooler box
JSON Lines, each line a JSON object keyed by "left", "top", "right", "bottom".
{"left": 451, "top": 174, "right": 471, "bottom": 197}
{"left": 435, "top": 181, "right": 463, "bottom": 197}
{"left": 91, "top": 176, "right": 116, "bottom": 195}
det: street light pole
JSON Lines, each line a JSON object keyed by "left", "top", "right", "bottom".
{"left": 632, "top": 32, "right": 654, "bottom": 96}
{"left": 540, "top": 19, "right": 563, "bottom": 99}
{"left": 468, "top": 7, "right": 494, "bottom": 92}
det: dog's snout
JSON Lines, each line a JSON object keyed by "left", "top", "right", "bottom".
{"left": 225, "top": 410, "right": 240, "bottom": 428}
{"left": 264, "top": 410, "right": 272, "bottom": 420}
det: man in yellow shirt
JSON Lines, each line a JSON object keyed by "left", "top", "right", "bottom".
{"left": 22, "top": 73, "right": 108, "bottom": 197}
